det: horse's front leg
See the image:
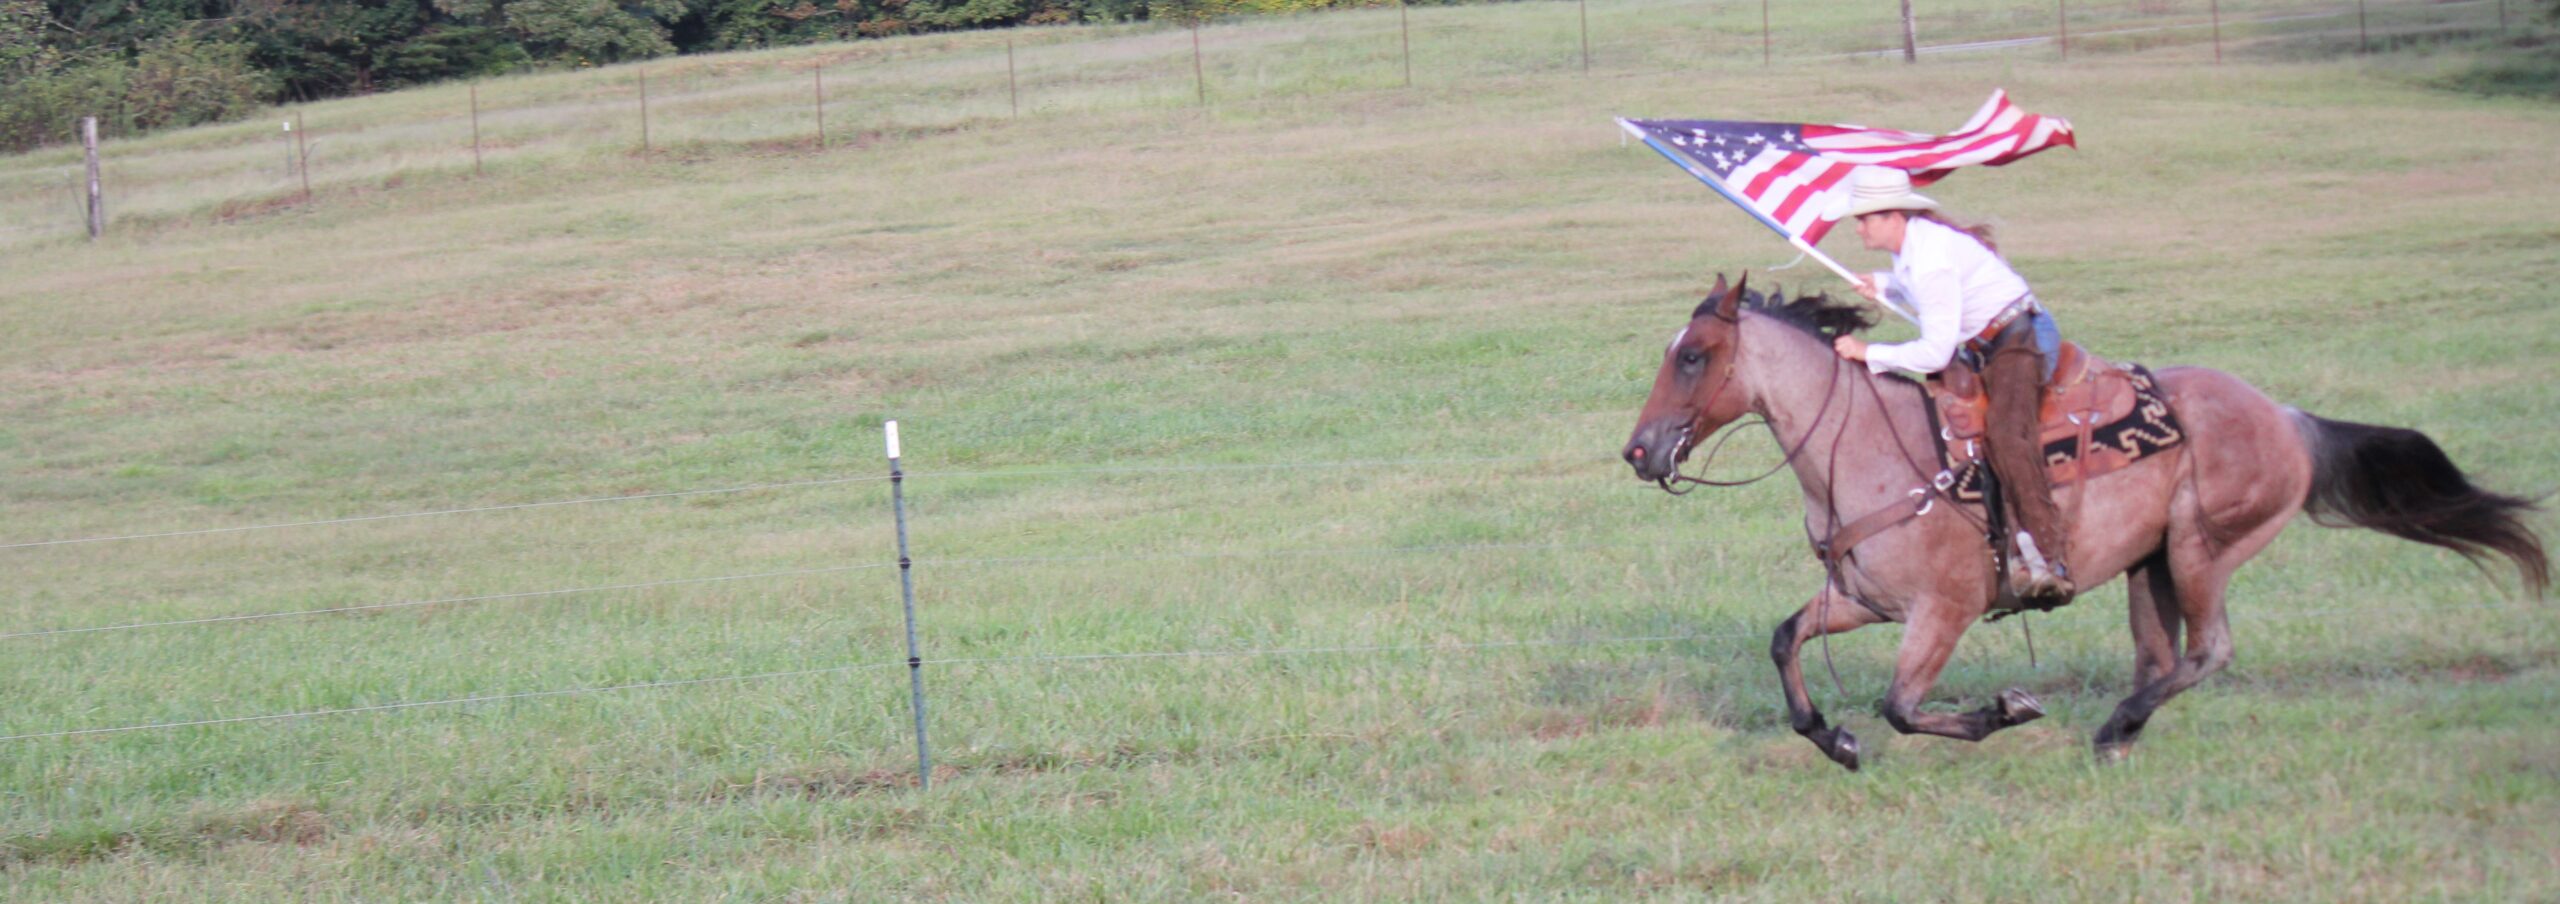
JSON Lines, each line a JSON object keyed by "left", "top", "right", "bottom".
{"left": 1879, "top": 598, "right": 2046, "bottom": 741}
{"left": 1771, "top": 586, "right": 1884, "bottom": 771}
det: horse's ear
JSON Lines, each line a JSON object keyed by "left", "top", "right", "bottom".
{"left": 1707, "top": 273, "right": 1729, "bottom": 302}
{"left": 1719, "top": 272, "right": 1747, "bottom": 320}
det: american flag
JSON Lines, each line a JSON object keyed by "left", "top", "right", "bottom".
{"left": 1619, "top": 90, "right": 2075, "bottom": 244}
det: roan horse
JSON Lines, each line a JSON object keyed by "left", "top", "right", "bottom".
{"left": 1622, "top": 276, "right": 2549, "bottom": 769}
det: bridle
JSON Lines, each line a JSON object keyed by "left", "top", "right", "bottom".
{"left": 1652, "top": 309, "right": 1846, "bottom": 496}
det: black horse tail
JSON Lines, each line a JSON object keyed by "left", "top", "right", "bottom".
{"left": 2292, "top": 411, "right": 2549, "bottom": 598}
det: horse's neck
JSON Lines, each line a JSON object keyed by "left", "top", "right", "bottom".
{"left": 1742, "top": 320, "right": 1931, "bottom": 511}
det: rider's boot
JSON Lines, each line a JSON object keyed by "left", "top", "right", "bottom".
{"left": 1981, "top": 322, "right": 2076, "bottom": 608}
{"left": 2010, "top": 530, "right": 2075, "bottom": 604}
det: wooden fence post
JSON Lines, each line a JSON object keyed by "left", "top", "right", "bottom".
{"left": 639, "top": 67, "right": 652, "bottom": 152}
{"left": 1900, "top": 0, "right": 1919, "bottom": 63}
{"left": 2212, "top": 0, "right": 2223, "bottom": 63}
{"left": 1007, "top": 39, "right": 1020, "bottom": 116}
{"left": 1579, "top": 0, "right": 1591, "bottom": 73}
{"left": 813, "top": 60, "right": 826, "bottom": 148}
{"left": 1401, "top": 0, "right": 1413, "bottom": 88}
{"left": 470, "top": 83, "right": 484, "bottom": 176}
{"left": 295, "top": 111, "right": 311, "bottom": 203}
{"left": 2058, "top": 0, "right": 2069, "bottom": 60}
{"left": 82, "top": 116, "right": 103, "bottom": 239}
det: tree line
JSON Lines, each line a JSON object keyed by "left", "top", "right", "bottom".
{"left": 0, "top": 0, "right": 1401, "bottom": 152}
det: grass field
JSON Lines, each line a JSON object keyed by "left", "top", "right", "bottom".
{"left": 2, "top": 1, "right": 2557, "bottom": 899}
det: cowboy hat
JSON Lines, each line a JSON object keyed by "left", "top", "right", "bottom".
{"left": 1832, "top": 167, "right": 1939, "bottom": 219}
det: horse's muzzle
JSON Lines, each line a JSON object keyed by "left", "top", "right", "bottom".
{"left": 1622, "top": 418, "right": 1691, "bottom": 482}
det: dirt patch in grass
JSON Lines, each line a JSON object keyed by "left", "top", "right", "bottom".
{"left": 0, "top": 797, "right": 333, "bottom": 869}
{"left": 1521, "top": 659, "right": 1749, "bottom": 740}
{"left": 2233, "top": 648, "right": 2555, "bottom": 694}
{"left": 1521, "top": 690, "right": 1682, "bottom": 741}
{"left": 1590, "top": 851, "right": 1769, "bottom": 896}
{"left": 211, "top": 193, "right": 304, "bottom": 223}
{"left": 216, "top": 797, "right": 334, "bottom": 847}
{"left": 715, "top": 764, "right": 960, "bottom": 801}
{"left": 1736, "top": 736, "right": 1834, "bottom": 775}
{"left": 1345, "top": 820, "right": 1436, "bottom": 858}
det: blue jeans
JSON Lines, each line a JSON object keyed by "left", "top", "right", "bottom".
{"left": 2029, "top": 309, "right": 2062, "bottom": 384}
{"left": 1959, "top": 309, "right": 2063, "bottom": 384}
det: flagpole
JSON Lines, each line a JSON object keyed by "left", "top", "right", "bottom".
{"left": 1621, "top": 123, "right": 1920, "bottom": 324}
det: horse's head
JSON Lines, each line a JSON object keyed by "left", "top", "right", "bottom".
{"left": 1622, "top": 274, "right": 1755, "bottom": 482}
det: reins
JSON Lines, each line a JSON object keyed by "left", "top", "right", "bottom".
{"left": 1651, "top": 313, "right": 2021, "bottom": 692}
{"left": 1650, "top": 322, "right": 1861, "bottom": 694}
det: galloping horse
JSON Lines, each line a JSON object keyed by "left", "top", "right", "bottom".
{"left": 1621, "top": 276, "right": 2548, "bottom": 769}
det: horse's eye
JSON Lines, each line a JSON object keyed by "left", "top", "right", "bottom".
{"left": 1679, "top": 350, "right": 1705, "bottom": 368}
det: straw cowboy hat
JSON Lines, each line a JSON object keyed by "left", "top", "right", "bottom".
{"left": 1833, "top": 167, "right": 1940, "bottom": 219}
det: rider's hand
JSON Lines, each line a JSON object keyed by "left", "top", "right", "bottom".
{"left": 1833, "top": 335, "right": 1868, "bottom": 362}
{"left": 1851, "top": 275, "right": 1882, "bottom": 303}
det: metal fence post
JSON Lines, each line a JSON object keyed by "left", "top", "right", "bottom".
{"left": 887, "top": 421, "right": 932, "bottom": 790}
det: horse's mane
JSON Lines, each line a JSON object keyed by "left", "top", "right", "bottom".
{"left": 1690, "top": 286, "right": 1878, "bottom": 340}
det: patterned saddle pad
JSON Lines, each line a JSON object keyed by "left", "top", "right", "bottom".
{"left": 1920, "top": 347, "right": 2186, "bottom": 504}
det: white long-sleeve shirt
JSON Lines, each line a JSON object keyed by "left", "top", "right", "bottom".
{"left": 1863, "top": 217, "right": 2034, "bottom": 376}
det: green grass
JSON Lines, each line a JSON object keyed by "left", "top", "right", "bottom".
{"left": 2, "top": 2, "right": 2558, "bottom": 900}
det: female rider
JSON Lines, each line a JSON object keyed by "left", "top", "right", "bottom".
{"left": 1826, "top": 167, "right": 2073, "bottom": 604}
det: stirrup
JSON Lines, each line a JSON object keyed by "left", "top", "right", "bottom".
{"left": 2010, "top": 532, "right": 2076, "bottom": 602}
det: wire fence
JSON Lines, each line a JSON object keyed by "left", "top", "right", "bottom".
{"left": 0, "top": 454, "right": 1604, "bottom": 551}
{"left": 2, "top": 418, "right": 2545, "bottom": 754}
{"left": 0, "top": 535, "right": 1756, "bottom": 641}
{"left": 0, "top": 598, "right": 2525, "bottom": 744}
{"left": 0, "top": 0, "right": 2527, "bottom": 247}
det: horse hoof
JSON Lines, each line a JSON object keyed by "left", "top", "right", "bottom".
{"left": 1997, "top": 688, "right": 2046, "bottom": 725}
{"left": 1826, "top": 730, "right": 1862, "bottom": 772}
{"left": 2093, "top": 741, "right": 2134, "bottom": 765}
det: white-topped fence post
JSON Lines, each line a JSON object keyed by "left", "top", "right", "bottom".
{"left": 886, "top": 420, "right": 931, "bottom": 789}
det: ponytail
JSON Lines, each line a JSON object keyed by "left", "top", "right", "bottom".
{"left": 1913, "top": 210, "right": 1999, "bottom": 257}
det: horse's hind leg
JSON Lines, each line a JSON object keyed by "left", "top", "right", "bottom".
{"left": 1878, "top": 599, "right": 2048, "bottom": 742}
{"left": 1771, "top": 586, "right": 1883, "bottom": 771}
{"left": 2094, "top": 550, "right": 2183, "bottom": 755}
{"left": 2127, "top": 550, "right": 2185, "bottom": 686}
{"left": 2090, "top": 519, "right": 2282, "bottom": 761}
